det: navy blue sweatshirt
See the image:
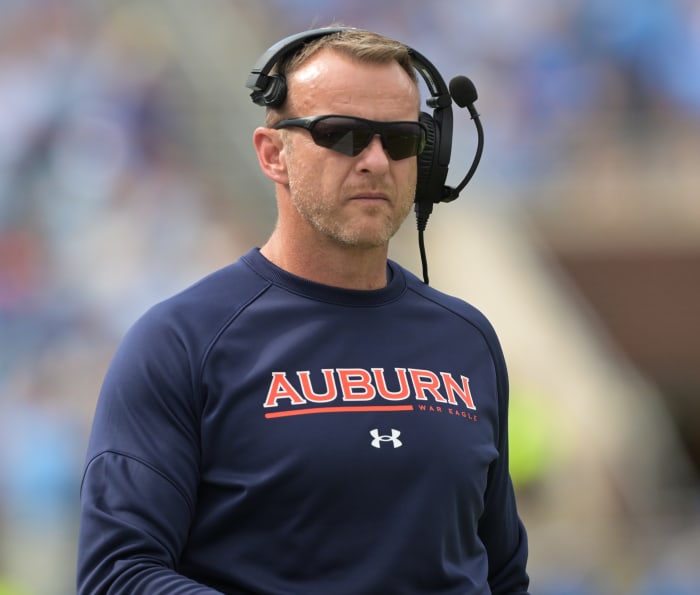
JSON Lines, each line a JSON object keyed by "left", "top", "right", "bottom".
{"left": 78, "top": 248, "right": 529, "bottom": 594}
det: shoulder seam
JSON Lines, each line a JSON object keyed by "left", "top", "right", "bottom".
{"left": 193, "top": 284, "right": 272, "bottom": 396}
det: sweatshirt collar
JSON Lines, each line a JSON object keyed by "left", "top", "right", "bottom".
{"left": 242, "top": 248, "right": 407, "bottom": 306}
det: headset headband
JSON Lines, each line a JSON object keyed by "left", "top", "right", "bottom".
{"left": 245, "top": 27, "right": 451, "bottom": 110}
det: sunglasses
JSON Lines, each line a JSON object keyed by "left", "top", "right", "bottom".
{"left": 272, "top": 115, "right": 427, "bottom": 160}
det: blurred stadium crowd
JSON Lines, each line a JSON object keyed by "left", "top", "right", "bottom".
{"left": 1, "top": 1, "right": 699, "bottom": 594}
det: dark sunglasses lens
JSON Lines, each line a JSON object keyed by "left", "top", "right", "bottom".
{"left": 307, "top": 117, "right": 425, "bottom": 160}
{"left": 383, "top": 123, "right": 426, "bottom": 160}
{"left": 309, "top": 117, "right": 372, "bottom": 156}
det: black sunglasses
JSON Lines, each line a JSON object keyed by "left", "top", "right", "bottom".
{"left": 272, "top": 115, "right": 427, "bottom": 160}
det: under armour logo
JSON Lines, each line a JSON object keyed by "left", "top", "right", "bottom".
{"left": 370, "top": 428, "right": 402, "bottom": 449}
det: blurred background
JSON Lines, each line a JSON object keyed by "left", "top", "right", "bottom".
{"left": 1, "top": 1, "right": 699, "bottom": 593}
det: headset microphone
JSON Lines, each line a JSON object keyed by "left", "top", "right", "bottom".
{"left": 443, "top": 75, "right": 483, "bottom": 201}
{"left": 450, "top": 75, "right": 478, "bottom": 108}
{"left": 416, "top": 74, "right": 484, "bottom": 284}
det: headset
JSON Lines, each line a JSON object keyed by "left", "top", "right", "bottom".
{"left": 246, "top": 27, "right": 483, "bottom": 284}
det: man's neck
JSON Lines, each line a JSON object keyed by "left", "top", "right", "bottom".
{"left": 260, "top": 234, "right": 390, "bottom": 290}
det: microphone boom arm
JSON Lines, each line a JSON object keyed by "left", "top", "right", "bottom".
{"left": 417, "top": 76, "right": 484, "bottom": 284}
{"left": 442, "top": 104, "right": 483, "bottom": 202}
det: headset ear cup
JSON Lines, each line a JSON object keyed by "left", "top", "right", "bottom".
{"left": 415, "top": 112, "right": 439, "bottom": 205}
{"left": 261, "top": 74, "right": 288, "bottom": 107}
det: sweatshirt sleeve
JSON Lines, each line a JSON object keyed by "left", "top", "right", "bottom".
{"left": 478, "top": 325, "right": 531, "bottom": 595}
{"left": 77, "top": 305, "right": 220, "bottom": 594}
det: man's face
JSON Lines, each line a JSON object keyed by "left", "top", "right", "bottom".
{"left": 279, "top": 50, "right": 421, "bottom": 250}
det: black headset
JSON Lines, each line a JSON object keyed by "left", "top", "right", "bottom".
{"left": 246, "top": 27, "right": 483, "bottom": 284}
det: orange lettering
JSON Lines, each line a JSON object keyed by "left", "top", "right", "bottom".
{"left": 440, "top": 372, "right": 476, "bottom": 410}
{"left": 297, "top": 369, "right": 338, "bottom": 403}
{"left": 408, "top": 368, "right": 446, "bottom": 402}
{"left": 338, "top": 368, "right": 376, "bottom": 401}
{"left": 372, "top": 368, "right": 410, "bottom": 401}
{"left": 264, "top": 372, "right": 307, "bottom": 408}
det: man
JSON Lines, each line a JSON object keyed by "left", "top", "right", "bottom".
{"left": 77, "top": 27, "right": 530, "bottom": 594}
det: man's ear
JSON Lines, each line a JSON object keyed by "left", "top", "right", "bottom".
{"left": 253, "top": 127, "right": 289, "bottom": 185}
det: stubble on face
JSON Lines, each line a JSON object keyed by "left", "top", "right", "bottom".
{"left": 284, "top": 139, "right": 417, "bottom": 249}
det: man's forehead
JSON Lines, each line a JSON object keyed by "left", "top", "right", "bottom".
{"left": 289, "top": 50, "right": 415, "bottom": 91}
{"left": 285, "top": 51, "right": 420, "bottom": 117}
